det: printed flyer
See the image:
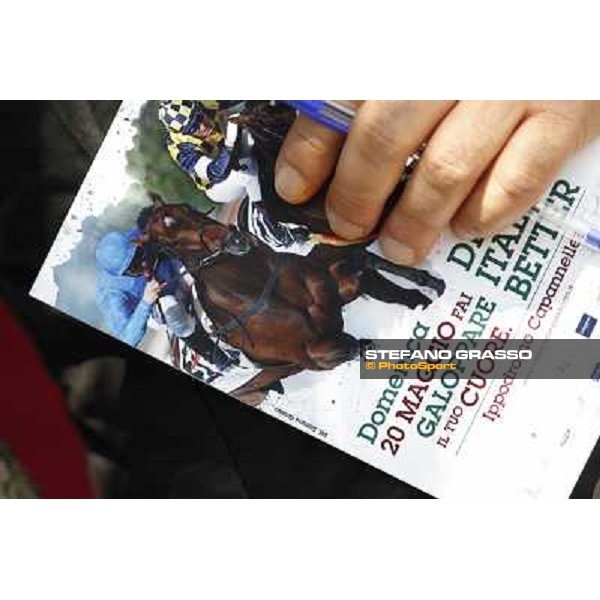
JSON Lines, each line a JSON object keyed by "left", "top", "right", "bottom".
{"left": 31, "top": 100, "right": 600, "bottom": 498}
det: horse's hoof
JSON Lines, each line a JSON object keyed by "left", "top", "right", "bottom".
{"left": 267, "top": 380, "right": 285, "bottom": 395}
{"left": 416, "top": 296, "right": 433, "bottom": 310}
{"left": 432, "top": 278, "right": 446, "bottom": 297}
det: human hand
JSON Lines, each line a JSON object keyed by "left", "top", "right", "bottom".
{"left": 143, "top": 279, "right": 163, "bottom": 305}
{"left": 275, "top": 101, "right": 600, "bottom": 265}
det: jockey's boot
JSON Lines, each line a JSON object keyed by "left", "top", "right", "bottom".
{"left": 182, "top": 327, "right": 238, "bottom": 371}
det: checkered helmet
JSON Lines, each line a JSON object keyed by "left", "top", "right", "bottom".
{"left": 158, "top": 100, "right": 204, "bottom": 134}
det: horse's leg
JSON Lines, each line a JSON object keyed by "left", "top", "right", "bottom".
{"left": 231, "top": 364, "right": 302, "bottom": 406}
{"left": 327, "top": 259, "right": 362, "bottom": 303}
{"left": 364, "top": 250, "right": 446, "bottom": 297}
{"left": 278, "top": 264, "right": 343, "bottom": 334}
{"left": 302, "top": 271, "right": 344, "bottom": 333}
{"left": 305, "top": 332, "right": 361, "bottom": 370}
{"left": 359, "top": 270, "right": 432, "bottom": 310}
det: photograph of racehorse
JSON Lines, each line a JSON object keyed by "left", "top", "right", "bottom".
{"left": 131, "top": 101, "right": 448, "bottom": 404}
{"left": 141, "top": 194, "right": 445, "bottom": 404}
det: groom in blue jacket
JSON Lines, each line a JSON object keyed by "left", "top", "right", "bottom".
{"left": 95, "top": 223, "right": 233, "bottom": 370}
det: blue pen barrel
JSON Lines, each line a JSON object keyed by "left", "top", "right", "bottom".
{"left": 282, "top": 100, "right": 353, "bottom": 134}
{"left": 536, "top": 203, "right": 600, "bottom": 253}
{"left": 585, "top": 229, "right": 600, "bottom": 250}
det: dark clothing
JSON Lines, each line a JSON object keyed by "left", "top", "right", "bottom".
{"left": 1, "top": 101, "right": 598, "bottom": 498}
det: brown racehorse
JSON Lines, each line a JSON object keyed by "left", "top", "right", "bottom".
{"left": 140, "top": 195, "right": 445, "bottom": 405}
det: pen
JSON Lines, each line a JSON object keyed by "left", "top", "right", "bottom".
{"left": 533, "top": 203, "right": 600, "bottom": 252}
{"left": 283, "top": 100, "right": 355, "bottom": 134}
{"left": 284, "top": 100, "right": 600, "bottom": 251}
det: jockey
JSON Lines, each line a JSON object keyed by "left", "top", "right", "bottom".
{"left": 159, "top": 100, "right": 244, "bottom": 196}
{"left": 158, "top": 100, "right": 313, "bottom": 256}
{"left": 95, "top": 222, "right": 236, "bottom": 371}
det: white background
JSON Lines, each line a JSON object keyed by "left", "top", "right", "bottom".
{"left": 1, "top": 0, "right": 598, "bottom": 99}
{"left": 2, "top": 0, "right": 600, "bottom": 598}
{"left": 1, "top": 502, "right": 599, "bottom": 599}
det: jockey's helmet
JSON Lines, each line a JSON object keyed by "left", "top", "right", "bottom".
{"left": 158, "top": 100, "right": 206, "bottom": 135}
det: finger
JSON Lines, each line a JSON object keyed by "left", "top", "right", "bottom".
{"left": 380, "top": 101, "right": 525, "bottom": 264}
{"left": 275, "top": 111, "right": 347, "bottom": 203}
{"left": 451, "top": 109, "right": 584, "bottom": 238}
{"left": 326, "top": 100, "right": 454, "bottom": 240}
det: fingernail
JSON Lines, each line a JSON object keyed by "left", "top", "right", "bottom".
{"left": 379, "top": 236, "right": 416, "bottom": 265}
{"left": 327, "top": 209, "right": 367, "bottom": 240}
{"left": 275, "top": 163, "right": 306, "bottom": 201}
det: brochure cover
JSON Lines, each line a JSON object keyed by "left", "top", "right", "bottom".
{"left": 31, "top": 100, "right": 600, "bottom": 497}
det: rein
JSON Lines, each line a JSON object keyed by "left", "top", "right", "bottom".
{"left": 189, "top": 225, "right": 252, "bottom": 269}
{"left": 211, "top": 251, "right": 286, "bottom": 349}
{"left": 149, "top": 225, "right": 251, "bottom": 270}
{"left": 148, "top": 223, "right": 291, "bottom": 365}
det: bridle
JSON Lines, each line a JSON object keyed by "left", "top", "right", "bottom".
{"left": 150, "top": 220, "right": 254, "bottom": 271}
{"left": 187, "top": 224, "right": 254, "bottom": 270}
{"left": 146, "top": 217, "right": 290, "bottom": 362}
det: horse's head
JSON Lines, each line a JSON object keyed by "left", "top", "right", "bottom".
{"left": 141, "top": 194, "right": 251, "bottom": 264}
